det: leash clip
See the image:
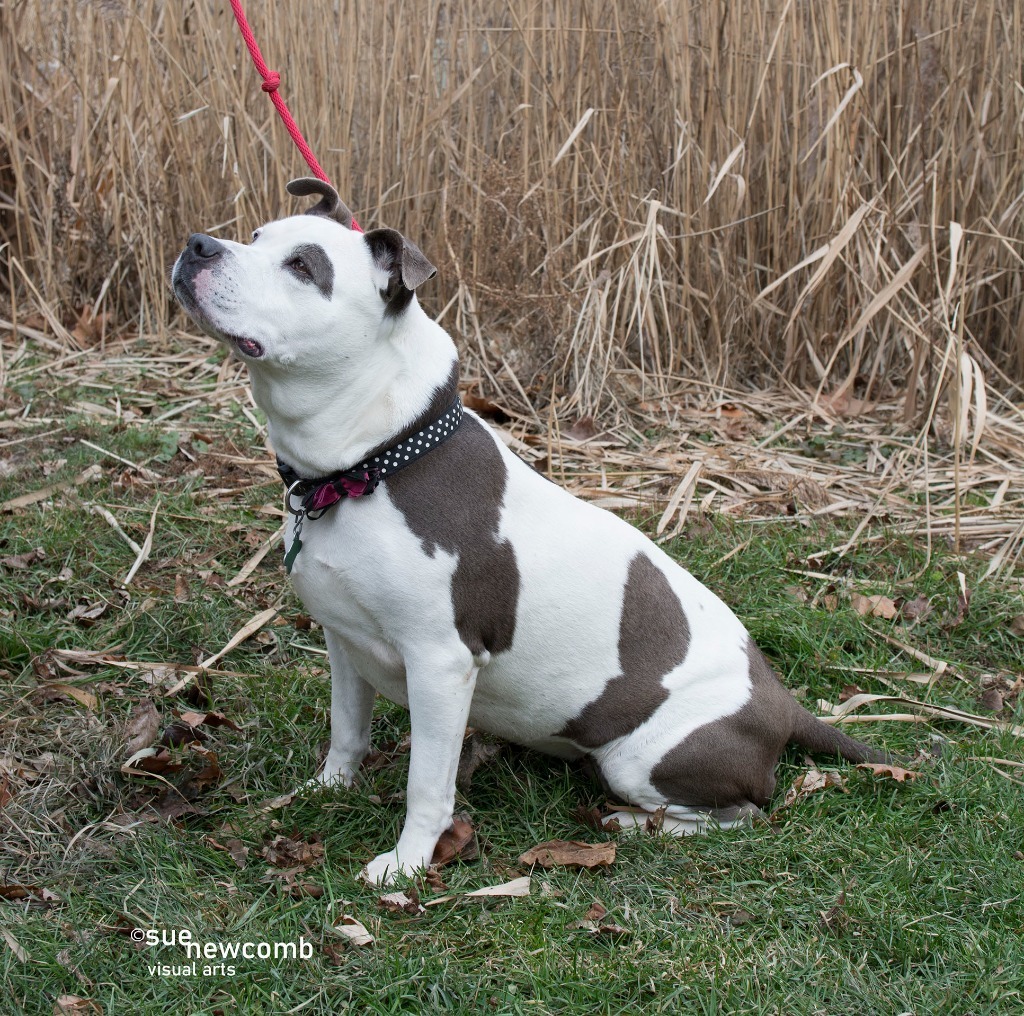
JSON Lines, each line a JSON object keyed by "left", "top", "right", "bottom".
{"left": 284, "top": 480, "right": 307, "bottom": 574}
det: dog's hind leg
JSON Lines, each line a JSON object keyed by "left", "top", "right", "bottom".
{"left": 305, "top": 628, "right": 376, "bottom": 789}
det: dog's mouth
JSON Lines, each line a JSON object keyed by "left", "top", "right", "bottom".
{"left": 229, "top": 335, "right": 265, "bottom": 359}
{"left": 172, "top": 278, "right": 266, "bottom": 360}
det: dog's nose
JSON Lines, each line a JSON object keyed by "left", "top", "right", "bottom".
{"left": 186, "top": 233, "right": 225, "bottom": 260}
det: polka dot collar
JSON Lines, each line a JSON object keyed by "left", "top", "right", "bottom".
{"left": 277, "top": 398, "right": 464, "bottom": 572}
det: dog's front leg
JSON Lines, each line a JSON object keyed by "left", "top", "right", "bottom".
{"left": 362, "top": 647, "right": 478, "bottom": 885}
{"left": 306, "top": 628, "right": 375, "bottom": 788}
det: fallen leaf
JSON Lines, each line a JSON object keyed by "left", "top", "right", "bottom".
{"left": 856, "top": 763, "right": 921, "bottom": 783}
{"left": 0, "top": 884, "right": 61, "bottom": 907}
{"left": 1, "top": 925, "right": 30, "bottom": 962}
{"left": 431, "top": 813, "right": 479, "bottom": 867}
{"left": 258, "top": 791, "right": 297, "bottom": 812}
{"left": 124, "top": 699, "right": 160, "bottom": 755}
{"left": 262, "top": 833, "right": 324, "bottom": 871}
{"left": 0, "top": 547, "right": 45, "bottom": 570}
{"left": 839, "top": 684, "right": 867, "bottom": 702}
{"left": 174, "top": 574, "right": 189, "bottom": 603}
{"left": 898, "top": 594, "right": 933, "bottom": 624}
{"left": 70, "top": 303, "right": 112, "bottom": 345}
{"left": 204, "top": 836, "right": 249, "bottom": 868}
{"left": 850, "top": 593, "right": 898, "bottom": 619}
{"left": 518, "top": 839, "right": 616, "bottom": 870}
{"left": 646, "top": 806, "right": 668, "bottom": 834}
{"left": 463, "top": 876, "right": 531, "bottom": 898}
{"left": 53, "top": 995, "right": 103, "bottom": 1015}
{"left": 1009, "top": 615, "right": 1024, "bottom": 637}
{"left": 121, "top": 746, "right": 183, "bottom": 776}
{"left": 567, "top": 919, "right": 630, "bottom": 936}
{"left": 379, "top": 889, "right": 425, "bottom": 915}
{"left": 571, "top": 805, "right": 605, "bottom": 830}
{"left": 776, "top": 768, "right": 848, "bottom": 813}
{"left": 66, "top": 601, "right": 109, "bottom": 626}
{"left": 979, "top": 688, "right": 1004, "bottom": 713}
{"left": 327, "top": 915, "right": 374, "bottom": 947}
{"left": 462, "top": 392, "right": 510, "bottom": 421}
{"left": 160, "top": 719, "right": 208, "bottom": 748}
{"left": 584, "top": 901, "right": 608, "bottom": 921}
{"left": 564, "top": 416, "right": 600, "bottom": 441}
{"left": 37, "top": 683, "right": 98, "bottom": 711}
{"left": 456, "top": 730, "right": 504, "bottom": 791}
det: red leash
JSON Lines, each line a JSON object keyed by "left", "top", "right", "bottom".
{"left": 228, "top": 0, "right": 362, "bottom": 232}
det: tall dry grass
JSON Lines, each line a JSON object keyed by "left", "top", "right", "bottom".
{"left": 1, "top": 0, "right": 1022, "bottom": 422}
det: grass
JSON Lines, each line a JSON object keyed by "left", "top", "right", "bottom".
{"left": 2, "top": 342, "right": 1023, "bottom": 1015}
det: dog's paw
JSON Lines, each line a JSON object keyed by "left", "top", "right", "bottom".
{"left": 297, "top": 752, "right": 362, "bottom": 794}
{"left": 359, "top": 849, "right": 425, "bottom": 886}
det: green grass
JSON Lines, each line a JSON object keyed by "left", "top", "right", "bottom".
{"left": 2, "top": 360, "right": 1024, "bottom": 1015}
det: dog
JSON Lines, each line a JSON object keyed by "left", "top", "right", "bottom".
{"left": 172, "top": 178, "right": 884, "bottom": 885}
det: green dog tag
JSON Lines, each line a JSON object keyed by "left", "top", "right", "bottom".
{"left": 284, "top": 536, "right": 302, "bottom": 574}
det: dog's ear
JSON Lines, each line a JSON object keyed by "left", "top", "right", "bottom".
{"left": 286, "top": 178, "right": 354, "bottom": 229}
{"left": 363, "top": 228, "right": 437, "bottom": 314}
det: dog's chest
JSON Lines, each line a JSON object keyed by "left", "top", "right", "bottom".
{"left": 285, "top": 489, "right": 461, "bottom": 684}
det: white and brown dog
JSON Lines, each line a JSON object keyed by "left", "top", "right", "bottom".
{"left": 173, "top": 179, "right": 883, "bottom": 884}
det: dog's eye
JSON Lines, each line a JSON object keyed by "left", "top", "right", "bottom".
{"left": 289, "top": 257, "right": 310, "bottom": 277}
{"left": 252, "top": 230, "right": 261, "bottom": 242}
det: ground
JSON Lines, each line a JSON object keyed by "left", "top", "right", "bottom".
{"left": 2, "top": 332, "right": 1023, "bottom": 1015}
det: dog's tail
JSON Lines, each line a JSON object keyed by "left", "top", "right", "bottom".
{"left": 789, "top": 705, "right": 888, "bottom": 764}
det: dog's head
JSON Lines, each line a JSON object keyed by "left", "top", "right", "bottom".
{"left": 171, "top": 178, "right": 436, "bottom": 367}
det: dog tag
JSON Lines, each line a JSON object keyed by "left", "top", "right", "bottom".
{"left": 284, "top": 535, "right": 302, "bottom": 574}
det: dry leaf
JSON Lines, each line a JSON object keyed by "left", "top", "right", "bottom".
{"left": 584, "top": 901, "right": 608, "bottom": 921}
{"left": 518, "top": 839, "right": 616, "bottom": 870}
{"left": 328, "top": 915, "right": 374, "bottom": 947}
{"left": 463, "top": 876, "right": 531, "bottom": 898}
{"left": 262, "top": 833, "right": 324, "bottom": 871}
{"left": 1, "top": 926, "right": 30, "bottom": 962}
{"left": 979, "top": 688, "right": 1004, "bottom": 713}
{"left": 898, "top": 595, "right": 932, "bottom": 624}
{"left": 431, "top": 813, "right": 479, "bottom": 867}
{"left": 850, "top": 593, "right": 898, "bottom": 619}
{"left": 379, "top": 889, "right": 425, "bottom": 915}
{"left": 568, "top": 919, "right": 630, "bottom": 936}
{"left": 571, "top": 805, "right": 605, "bottom": 830}
{"left": 258, "top": 791, "right": 297, "bottom": 812}
{"left": 124, "top": 699, "right": 160, "bottom": 755}
{"left": 205, "top": 836, "right": 248, "bottom": 868}
{"left": 456, "top": 730, "right": 504, "bottom": 791}
{"left": 1009, "top": 615, "right": 1024, "bottom": 637}
{"left": 778, "top": 768, "right": 848, "bottom": 812}
{"left": 53, "top": 996, "right": 103, "bottom": 1015}
{"left": 856, "top": 763, "right": 921, "bottom": 783}
{"left": 38, "top": 683, "right": 98, "bottom": 711}
{"left": 0, "top": 547, "right": 45, "bottom": 570}
{"left": 0, "top": 884, "right": 61, "bottom": 907}
{"left": 66, "top": 601, "right": 109, "bottom": 626}
{"left": 177, "top": 709, "right": 242, "bottom": 732}
{"left": 564, "top": 416, "right": 600, "bottom": 441}
{"left": 121, "top": 746, "right": 182, "bottom": 776}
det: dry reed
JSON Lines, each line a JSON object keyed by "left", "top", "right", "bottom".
{"left": 1, "top": 0, "right": 1023, "bottom": 429}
